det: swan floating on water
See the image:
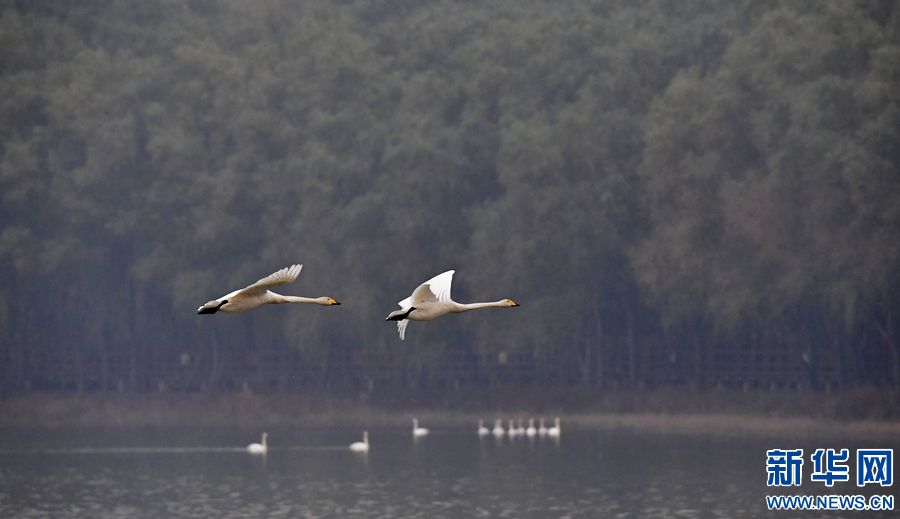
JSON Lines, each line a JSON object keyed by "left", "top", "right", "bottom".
{"left": 507, "top": 419, "right": 518, "bottom": 438}
{"left": 247, "top": 432, "right": 268, "bottom": 454}
{"left": 386, "top": 270, "right": 518, "bottom": 340}
{"left": 516, "top": 418, "right": 526, "bottom": 435}
{"left": 547, "top": 417, "right": 561, "bottom": 438}
{"left": 477, "top": 420, "right": 490, "bottom": 437}
{"left": 412, "top": 418, "right": 429, "bottom": 437}
{"left": 198, "top": 264, "right": 340, "bottom": 314}
{"left": 492, "top": 419, "right": 505, "bottom": 438}
{"left": 349, "top": 431, "right": 370, "bottom": 452}
{"left": 538, "top": 418, "right": 548, "bottom": 436}
{"left": 525, "top": 418, "right": 537, "bottom": 437}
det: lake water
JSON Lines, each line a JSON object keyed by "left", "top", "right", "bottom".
{"left": 0, "top": 425, "right": 895, "bottom": 518}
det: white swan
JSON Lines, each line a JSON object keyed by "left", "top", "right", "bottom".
{"left": 412, "top": 418, "right": 429, "bottom": 437}
{"left": 477, "top": 419, "right": 490, "bottom": 437}
{"left": 198, "top": 264, "right": 340, "bottom": 314}
{"left": 507, "top": 419, "right": 518, "bottom": 438}
{"left": 385, "top": 270, "right": 518, "bottom": 339}
{"left": 349, "top": 431, "right": 369, "bottom": 452}
{"left": 547, "top": 417, "right": 561, "bottom": 438}
{"left": 538, "top": 418, "right": 548, "bottom": 436}
{"left": 247, "top": 432, "right": 268, "bottom": 454}
{"left": 516, "top": 418, "right": 526, "bottom": 435}
{"left": 525, "top": 418, "right": 537, "bottom": 437}
{"left": 492, "top": 419, "right": 505, "bottom": 438}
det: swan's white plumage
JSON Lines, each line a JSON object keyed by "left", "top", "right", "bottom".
{"left": 412, "top": 418, "right": 429, "bottom": 437}
{"left": 349, "top": 431, "right": 369, "bottom": 452}
{"left": 397, "top": 319, "right": 410, "bottom": 341}
{"left": 197, "top": 264, "right": 340, "bottom": 314}
{"left": 395, "top": 271, "right": 454, "bottom": 339}
{"left": 388, "top": 270, "right": 517, "bottom": 340}
{"left": 526, "top": 418, "right": 537, "bottom": 437}
{"left": 492, "top": 419, "right": 504, "bottom": 438}
{"left": 247, "top": 432, "right": 268, "bottom": 454}
{"left": 243, "top": 264, "right": 303, "bottom": 295}
{"left": 547, "top": 417, "right": 561, "bottom": 438}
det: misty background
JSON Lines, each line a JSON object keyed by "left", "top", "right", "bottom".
{"left": 1, "top": 0, "right": 898, "bottom": 404}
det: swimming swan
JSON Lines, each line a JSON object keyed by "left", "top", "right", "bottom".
{"left": 385, "top": 270, "right": 518, "bottom": 340}
{"left": 247, "top": 432, "right": 268, "bottom": 454}
{"left": 547, "top": 417, "right": 561, "bottom": 438}
{"left": 538, "top": 418, "right": 548, "bottom": 436}
{"left": 525, "top": 418, "right": 537, "bottom": 437}
{"left": 492, "top": 419, "right": 505, "bottom": 438}
{"left": 507, "top": 419, "right": 518, "bottom": 438}
{"left": 412, "top": 418, "right": 429, "bottom": 437}
{"left": 349, "top": 431, "right": 369, "bottom": 452}
{"left": 197, "top": 264, "right": 340, "bottom": 314}
{"left": 478, "top": 420, "right": 490, "bottom": 437}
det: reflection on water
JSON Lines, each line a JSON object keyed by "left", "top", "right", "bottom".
{"left": 0, "top": 425, "right": 895, "bottom": 518}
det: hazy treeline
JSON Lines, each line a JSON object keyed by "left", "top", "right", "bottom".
{"left": 1, "top": 0, "right": 898, "bottom": 394}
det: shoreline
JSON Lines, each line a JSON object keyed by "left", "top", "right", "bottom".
{"left": 2, "top": 392, "right": 899, "bottom": 440}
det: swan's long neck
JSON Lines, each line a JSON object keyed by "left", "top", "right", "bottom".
{"left": 452, "top": 300, "right": 509, "bottom": 313}
{"left": 262, "top": 433, "right": 267, "bottom": 447}
{"left": 272, "top": 294, "right": 321, "bottom": 304}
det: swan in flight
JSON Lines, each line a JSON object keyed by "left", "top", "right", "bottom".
{"left": 349, "top": 431, "right": 369, "bottom": 452}
{"left": 477, "top": 420, "right": 490, "bottom": 437}
{"left": 412, "top": 418, "right": 429, "bottom": 437}
{"left": 385, "top": 270, "right": 518, "bottom": 339}
{"left": 197, "top": 264, "right": 340, "bottom": 314}
{"left": 247, "top": 432, "right": 268, "bottom": 454}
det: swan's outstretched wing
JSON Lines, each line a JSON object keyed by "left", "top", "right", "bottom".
{"left": 424, "top": 270, "right": 454, "bottom": 304}
{"left": 401, "top": 270, "right": 454, "bottom": 308}
{"left": 238, "top": 264, "right": 303, "bottom": 297}
{"left": 397, "top": 319, "right": 410, "bottom": 340}
{"left": 394, "top": 270, "right": 454, "bottom": 340}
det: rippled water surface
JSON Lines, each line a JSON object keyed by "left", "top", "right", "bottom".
{"left": 0, "top": 425, "right": 895, "bottom": 518}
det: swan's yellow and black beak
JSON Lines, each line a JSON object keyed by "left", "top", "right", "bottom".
{"left": 198, "top": 300, "right": 227, "bottom": 315}
{"left": 386, "top": 307, "right": 415, "bottom": 321}
{"left": 508, "top": 299, "right": 520, "bottom": 307}
{"left": 330, "top": 298, "right": 341, "bottom": 305}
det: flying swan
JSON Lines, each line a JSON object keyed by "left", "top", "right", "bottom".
{"left": 197, "top": 264, "right": 340, "bottom": 314}
{"left": 385, "top": 270, "right": 518, "bottom": 340}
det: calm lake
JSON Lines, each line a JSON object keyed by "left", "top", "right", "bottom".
{"left": 0, "top": 424, "right": 895, "bottom": 518}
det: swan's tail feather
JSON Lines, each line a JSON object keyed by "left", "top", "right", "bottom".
{"left": 397, "top": 319, "right": 409, "bottom": 340}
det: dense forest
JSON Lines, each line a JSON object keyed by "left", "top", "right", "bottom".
{"left": 1, "top": 0, "right": 898, "bottom": 397}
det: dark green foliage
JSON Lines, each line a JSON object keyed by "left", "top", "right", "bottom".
{"left": 1, "top": 0, "right": 897, "bottom": 393}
